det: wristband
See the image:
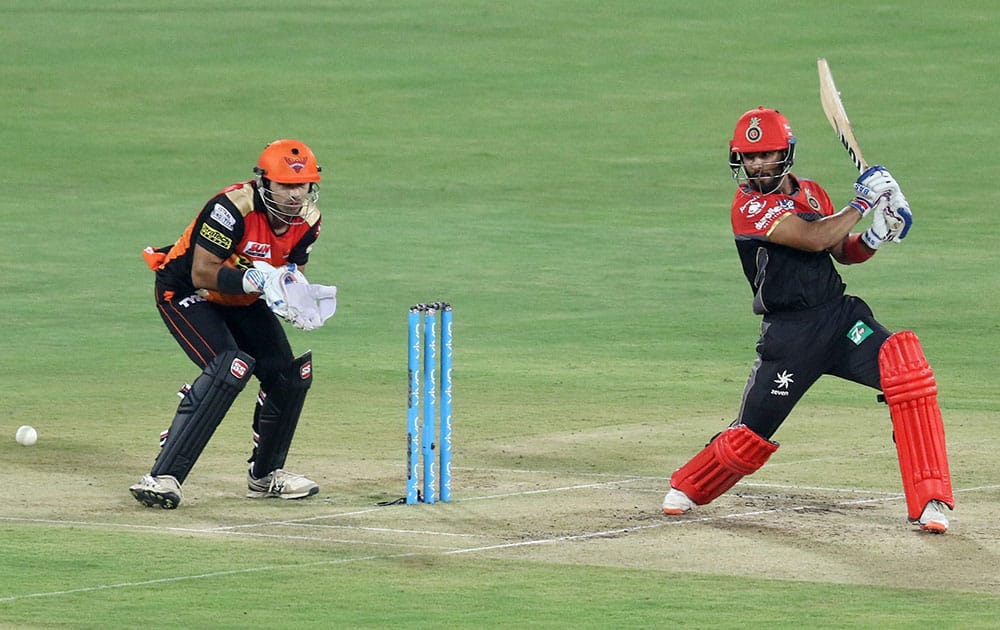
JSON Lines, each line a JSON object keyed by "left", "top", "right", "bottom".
{"left": 217, "top": 266, "right": 247, "bottom": 294}
{"left": 843, "top": 233, "right": 875, "bottom": 264}
{"left": 848, "top": 197, "right": 871, "bottom": 217}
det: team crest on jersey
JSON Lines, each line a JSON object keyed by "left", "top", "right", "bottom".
{"left": 804, "top": 188, "right": 821, "bottom": 211}
{"left": 244, "top": 241, "right": 272, "bottom": 259}
{"left": 285, "top": 156, "right": 308, "bottom": 172}
{"left": 745, "top": 116, "right": 762, "bottom": 143}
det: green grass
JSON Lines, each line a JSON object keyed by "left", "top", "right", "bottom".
{"left": 2, "top": 526, "right": 998, "bottom": 630}
{"left": 2, "top": 1, "right": 1000, "bottom": 628}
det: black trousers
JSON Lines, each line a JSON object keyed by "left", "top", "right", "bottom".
{"left": 155, "top": 287, "right": 293, "bottom": 392}
{"left": 737, "top": 295, "right": 892, "bottom": 439}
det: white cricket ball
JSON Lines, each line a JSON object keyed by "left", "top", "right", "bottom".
{"left": 16, "top": 425, "right": 37, "bottom": 446}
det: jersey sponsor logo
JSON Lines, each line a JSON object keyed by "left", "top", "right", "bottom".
{"left": 211, "top": 203, "right": 236, "bottom": 230}
{"left": 300, "top": 361, "right": 312, "bottom": 380}
{"left": 847, "top": 320, "right": 873, "bottom": 346}
{"left": 770, "top": 370, "right": 794, "bottom": 396}
{"left": 753, "top": 205, "right": 787, "bottom": 231}
{"left": 244, "top": 241, "right": 272, "bottom": 259}
{"left": 740, "top": 197, "right": 767, "bottom": 218}
{"left": 199, "top": 223, "right": 233, "bottom": 250}
{"left": 230, "top": 358, "right": 249, "bottom": 379}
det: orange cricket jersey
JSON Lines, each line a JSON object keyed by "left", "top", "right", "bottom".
{"left": 146, "top": 180, "right": 321, "bottom": 306}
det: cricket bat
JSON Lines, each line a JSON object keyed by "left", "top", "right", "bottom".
{"left": 817, "top": 58, "right": 868, "bottom": 173}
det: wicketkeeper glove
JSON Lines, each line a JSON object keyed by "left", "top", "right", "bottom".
{"left": 252, "top": 261, "right": 337, "bottom": 330}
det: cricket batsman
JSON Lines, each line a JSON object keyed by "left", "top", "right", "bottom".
{"left": 661, "top": 107, "right": 955, "bottom": 533}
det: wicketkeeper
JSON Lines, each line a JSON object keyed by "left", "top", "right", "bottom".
{"left": 661, "top": 107, "right": 955, "bottom": 533}
{"left": 130, "top": 139, "right": 337, "bottom": 509}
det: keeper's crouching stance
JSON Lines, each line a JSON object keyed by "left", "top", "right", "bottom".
{"left": 131, "top": 140, "right": 333, "bottom": 509}
{"left": 663, "top": 332, "right": 955, "bottom": 533}
{"left": 130, "top": 350, "right": 320, "bottom": 509}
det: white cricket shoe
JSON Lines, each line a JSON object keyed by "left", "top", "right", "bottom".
{"left": 247, "top": 468, "right": 319, "bottom": 500}
{"left": 130, "top": 474, "right": 182, "bottom": 509}
{"left": 915, "top": 500, "right": 950, "bottom": 534}
{"left": 662, "top": 487, "right": 696, "bottom": 515}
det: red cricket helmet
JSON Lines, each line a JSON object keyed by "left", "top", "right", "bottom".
{"left": 729, "top": 106, "right": 795, "bottom": 154}
{"left": 728, "top": 107, "right": 796, "bottom": 190}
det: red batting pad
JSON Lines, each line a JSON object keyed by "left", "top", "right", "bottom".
{"left": 670, "top": 425, "right": 778, "bottom": 506}
{"left": 879, "top": 331, "right": 955, "bottom": 519}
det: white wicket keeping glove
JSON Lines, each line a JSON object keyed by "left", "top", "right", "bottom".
{"left": 284, "top": 282, "right": 338, "bottom": 331}
{"left": 251, "top": 261, "right": 308, "bottom": 319}
{"left": 851, "top": 165, "right": 899, "bottom": 217}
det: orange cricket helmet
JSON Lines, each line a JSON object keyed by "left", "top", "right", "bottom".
{"left": 253, "top": 139, "right": 322, "bottom": 184}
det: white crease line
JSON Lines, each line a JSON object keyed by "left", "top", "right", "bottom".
{"left": 3, "top": 484, "right": 995, "bottom": 604}
{"left": 209, "top": 507, "right": 386, "bottom": 531}
{"left": 464, "top": 477, "right": 646, "bottom": 501}
{"left": 444, "top": 487, "right": 969, "bottom": 555}
{"left": 209, "top": 529, "right": 462, "bottom": 550}
{"left": 460, "top": 466, "right": 650, "bottom": 479}
{"left": 241, "top": 523, "right": 482, "bottom": 538}
{"left": 0, "top": 553, "right": 420, "bottom": 604}
{"left": 0, "top": 517, "right": 462, "bottom": 550}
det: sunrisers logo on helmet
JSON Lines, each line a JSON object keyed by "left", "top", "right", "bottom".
{"left": 285, "top": 155, "right": 309, "bottom": 173}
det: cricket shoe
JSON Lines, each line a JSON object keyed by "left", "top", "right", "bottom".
{"left": 130, "top": 474, "right": 182, "bottom": 509}
{"left": 662, "top": 487, "right": 695, "bottom": 515}
{"left": 247, "top": 468, "right": 319, "bottom": 500}
{"left": 914, "top": 499, "right": 950, "bottom": 534}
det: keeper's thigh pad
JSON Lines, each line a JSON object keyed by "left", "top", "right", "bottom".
{"left": 152, "top": 351, "right": 255, "bottom": 482}
{"left": 879, "top": 331, "right": 955, "bottom": 519}
{"left": 251, "top": 351, "right": 313, "bottom": 477}
{"left": 670, "top": 425, "right": 778, "bottom": 506}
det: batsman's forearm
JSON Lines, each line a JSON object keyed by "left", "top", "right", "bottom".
{"left": 797, "top": 208, "right": 862, "bottom": 252}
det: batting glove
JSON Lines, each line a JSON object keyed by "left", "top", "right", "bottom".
{"left": 851, "top": 165, "right": 899, "bottom": 217}
{"left": 862, "top": 195, "right": 913, "bottom": 249}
